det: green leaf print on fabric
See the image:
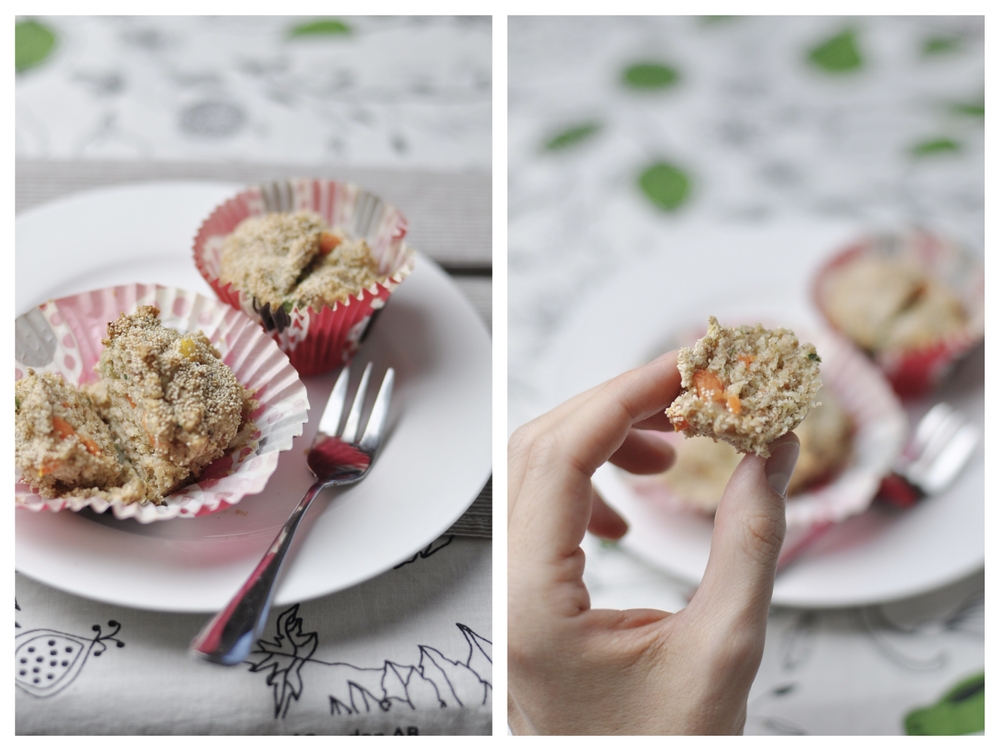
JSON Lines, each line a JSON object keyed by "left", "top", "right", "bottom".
{"left": 904, "top": 672, "right": 984, "bottom": 735}
{"left": 543, "top": 122, "right": 602, "bottom": 152}
{"left": 15, "top": 19, "right": 56, "bottom": 73}
{"left": 638, "top": 163, "right": 691, "bottom": 211}
{"left": 911, "top": 138, "right": 961, "bottom": 157}
{"left": 923, "top": 36, "right": 962, "bottom": 56}
{"left": 808, "top": 29, "right": 863, "bottom": 73}
{"left": 951, "top": 101, "right": 984, "bottom": 118}
{"left": 623, "top": 63, "right": 680, "bottom": 91}
{"left": 289, "top": 19, "right": 352, "bottom": 38}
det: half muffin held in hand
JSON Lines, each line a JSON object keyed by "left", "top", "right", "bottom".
{"left": 666, "top": 316, "right": 822, "bottom": 457}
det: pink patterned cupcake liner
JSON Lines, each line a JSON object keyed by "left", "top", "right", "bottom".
{"left": 193, "top": 178, "right": 417, "bottom": 376}
{"left": 812, "top": 230, "right": 984, "bottom": 399}
{"left": 14, "top": 284, "right": 309, "bottom": 524}
{"left": 631, "top": 326, "right": 908, "bottom": 531}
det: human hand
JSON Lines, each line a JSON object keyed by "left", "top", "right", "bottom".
{"left": 508, "top": 351, "right": 800, "bottom": 735}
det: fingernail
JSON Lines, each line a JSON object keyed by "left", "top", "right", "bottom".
{"left": 765, "top": 439, "right": 800, "bottom": 498}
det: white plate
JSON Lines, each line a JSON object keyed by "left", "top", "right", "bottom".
{"left": 535, "top": 222, "right": 984, "bottom": 608}
{"left": 15, "top": 182, "right": 492, "bottom": 612}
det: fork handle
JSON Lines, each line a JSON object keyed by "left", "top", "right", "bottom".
{"left": 190, "top": 479, "right": 329, "bottom": 665}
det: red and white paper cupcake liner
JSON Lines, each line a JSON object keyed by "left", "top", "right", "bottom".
{"left": 813, "top": 230, "right": 985, "bottom": 399}
{"left": 631, "top": 326, "right": 908, "bottom": 532}
{"left": 14, "top": 284, "right": 310, "bottom": 524}
{"left": 193, "top": 178, "right": 417, "bottom": 376}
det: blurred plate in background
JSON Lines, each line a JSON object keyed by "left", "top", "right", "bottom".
{"left": 536, "top": 222, "right": 984, "bottom": 608}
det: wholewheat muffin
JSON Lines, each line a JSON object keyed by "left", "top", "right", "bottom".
{"left": 85, "top": 306, "right": 258, "bottom": 504}
{"left": 659, "top": 387, "right": 851, "bottom": 511}
{"left": 666, "top": 317, "right": 822, "bottom": 457}
{"left": 14, "top": 369, "right": 136, "bottom": 499}
{"left": 820, "top": 254, "right": 967, "bottom": 353}
{"left": 786, "top": 388, "right": 852, "bottom": 495}
{"left": 219, "top": 210, "right": 385, "bottom": 311}
{"left": 15, "top": 307, "right": 258, "bottom": 506}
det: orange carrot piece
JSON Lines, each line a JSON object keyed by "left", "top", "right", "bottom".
{"left": 319, "top": 232, "right": 342, "bottom": 254}
{"left": 52, "top": 415, "right": 101, "bottom": 455}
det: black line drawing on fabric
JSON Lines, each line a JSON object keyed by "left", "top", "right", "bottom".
{"left": 861, "top": 607, "right": 947, "bottom": 672}
{"left": 16, "top": 599, "right": 21, "bottom": 629}
{"left": 757, "top": 716, "right": 808, "bottom": 735}
{"left": 393, "top": 536, "right": 455, "bottom": 569}
{"left": 247, "top": 604, "right": 491, "bottom": 720}
{"left": 247, "top": 605, "right": 317, "bottom": 719}
{"left": 779, "top": 611, "right": 818, "bottom": 671}
{"left": 16, "top": 621, "right": 125, "bottom": 698}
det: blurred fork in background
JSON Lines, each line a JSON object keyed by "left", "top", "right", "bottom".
{"left": 777, "top": 403, "right": 979, "bottom": 574}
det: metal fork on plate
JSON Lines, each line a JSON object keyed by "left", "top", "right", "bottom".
{"left": 190, "top": 362, "right": 394, "bottom": 665}
{"left": 776, "top": 402, "right": 979, "bottom": 573}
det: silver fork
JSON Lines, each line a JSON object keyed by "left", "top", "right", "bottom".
{"left": 190, "top": 362, "right": 394, "bottom": 665}
{"left": 776, "top": 402, "right": 979, "bottom": 573}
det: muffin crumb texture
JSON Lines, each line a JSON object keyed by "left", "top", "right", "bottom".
{"left": 665, "top": 317, "right": 822, "bottom": 457}
{"left": 219, "top": 210, "right": 385, "bottom": 311}
{"left": 15, "top": 306, "right": 257, "bottom": 505}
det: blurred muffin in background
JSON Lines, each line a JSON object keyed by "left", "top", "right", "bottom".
{"left": 659, "top": 387, "right": 853, "bottom": 512}
{"left": 813, "top": 231, "right": 984, "bottom": 398}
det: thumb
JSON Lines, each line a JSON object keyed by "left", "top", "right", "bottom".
{"left": 689, "top": 432, "right": 799, "bottom": 628}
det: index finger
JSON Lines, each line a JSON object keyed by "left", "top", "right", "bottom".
{"left": 511, "top": 352, "right": 681, "bottom": 561}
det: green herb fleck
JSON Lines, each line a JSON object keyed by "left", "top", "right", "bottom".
{"left": 623, "top": 62, "right": 680, "bottom": 91}
{"left": 807, "top": 352, "right": 821, "bottom": 362}
{"left": 282, "top": 300, "right": 295, "bottom": 313}
{"left": 15, "top": 395, "right": 21, "bottom": 411}
{"left": 638, "top": 162, "right": 691, "bottom": 211}
{"left": 15, "top": 19, "right": 57, "bottom": 73}
{"left": 544, "top": 122, "right": 602, "bottom": 152}
{"left": 289, "top": 19, "right": 351, "bottom": 38}
{"left": 911, "top": 138, "right": 961, "bottom": 157}
{"left": 808, "top": 29, "right": 863, "bottom": 73}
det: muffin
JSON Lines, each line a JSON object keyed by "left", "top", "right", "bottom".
{"left": 665, "top": 317, "right": 822, "bottom": 456}
{"left": 16, "top": 284, "right": 311, "bottom": 523}
{"left": 659, "top": 388, "right": 853, "bottom": 511}
{"left": 194, "top": 179, "right": 417, "bottom": 376}
{"left": 787, "top": 388, "right": 853, "bottom": 495}
{"left": 15, "top": 306, "right": 258, "bottom": 506}
{"left": 814, "top": 231, "right": 985, "bottom": 398}
{"left": 85, "top": 306, "right": 258, "bottom": 504}
{"left": 819, "top": 254, "right": 967, "bottom": 353}
{"left": 14, "top": 369, "right": 135, "bottom": 499}
{"left": 219, "top": 211, "right": 385, "bottom": 312}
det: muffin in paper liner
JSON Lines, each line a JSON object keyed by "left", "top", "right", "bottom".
{"left": 14, "top": 284, "right": 310, "bottom": 524}
{"left": 193, "top": 178, "right": 417, "bottom": 376}
{"left": 812, "top": 230, "right": 984, "bottom": 399}
{"left": 630, "top": 326, "right": 908, "bottom": 532}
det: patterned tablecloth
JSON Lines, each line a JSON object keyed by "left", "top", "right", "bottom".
{"left": 508, "top": 16, "right": 984, "bottom": 736}
{"left": 15, "top": 16, "right": 492, "bottom": 736}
